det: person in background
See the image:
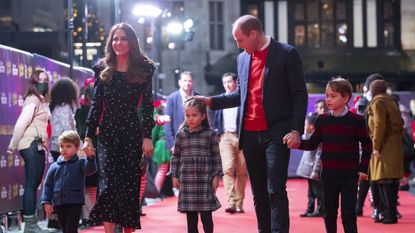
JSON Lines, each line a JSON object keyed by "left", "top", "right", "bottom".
{"left": 83, "top": 22, "right": 155, "bottom": 233}
{"left": 171, "top": 99, "right": 223, "bottom": 233}
{"left": 288, "top": 77, "right": 372, "bottom": 233}
{"left": 75, "top": 77, "right": 95, "bottom": 141}
{"left": 314, "top": 99, "right": 329, "bottom": 115}
{"left": 296, "top": 113, "right": 323, "bottom": 218}
{"left": 165, "top": 71, "right": 199, "bottom": 152}
{"left": 367, "top": 80, "right": 403, "bottom": 224}
{"left": 50, "top": 77, "right": 79, "bottom": 161}
{"left": 41, "top": 130, "right": 96, "bottom": 233}
{"left": 211, "top": 72, "right": 247, "bottom": 214}
{"left": 74, "top": 77, "right": 99, "bottom": 226}
{"left": 152, "top": 100, "right": 172, "bottom": 193}
{"left": 7, "top": 69, "right": 51, "bottom": 233}
{"left": 354, "top": 73, "right": 384, "bottom": 218}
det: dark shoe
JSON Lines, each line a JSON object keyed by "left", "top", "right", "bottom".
{"left": 372, "top": 209, "right": 379, "bottom": 220}
{"left": 355, "top": 206, "right": 363, "bottom": 216}
{"left": 382, "top": 217, "right": 398, "bottom": 224}
{"left": 373, "top": 210, "right": 384, "bottom": 223}
{"left": 235, "top": 207, "right": 244, "bottom": 213}
{"left": 299, "top": 211, "right": 312, "bottom": 217}
{"left": 308, "top": 211, "right": 323, "bottom": 217}
{"left": 225, "top": 206, "right": 236, "bottom": 214}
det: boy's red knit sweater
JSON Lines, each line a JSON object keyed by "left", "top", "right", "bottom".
{"left": 299, "top": 111, "right": 372, "bottom": 178}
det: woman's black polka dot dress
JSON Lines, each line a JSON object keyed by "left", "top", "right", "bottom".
{"left": 86, "top": 66, "right": 154, "bottom": 229}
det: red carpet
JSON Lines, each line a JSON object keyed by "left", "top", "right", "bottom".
{"left": 81, "top": 179, "right": 415, "bottom": 233}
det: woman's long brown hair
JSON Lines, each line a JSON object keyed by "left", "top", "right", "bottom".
{"left": 100, "top": 22, "right": 155, "bottom": 84}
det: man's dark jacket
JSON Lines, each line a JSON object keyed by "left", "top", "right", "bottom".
{"left": 210, "top": 39, "right": 308, "bottom": 148}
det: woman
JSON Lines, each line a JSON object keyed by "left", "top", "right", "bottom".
{"left": 7, "top": 69, "right": 50, "bottom": 233}
{"left": 367, "top": 79, "right": 403, "bottom": 224}
{"left": 50, "top": 77, "right": 79, "bottom": 161}
{"left": 83, "top": 22, "right": 155, "bottom": 233}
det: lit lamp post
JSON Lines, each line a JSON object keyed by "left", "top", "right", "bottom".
{"left": 166, "top": 18, "right": 194, "bottom": 87}
{"left": 68, "top": 0, "right": 74, "bottom": 79}
{"left": 132, "top": 4, "right": 163, "bottom": 100}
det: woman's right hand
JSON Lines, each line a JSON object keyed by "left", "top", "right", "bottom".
{"left": 83, "top": 138, "right": 96, "bottom": 156}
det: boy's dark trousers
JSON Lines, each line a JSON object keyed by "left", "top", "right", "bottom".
{"left": 186, "top": 211, "right": 213, "bottom": 233}
{"left": 322, "top": 176, "right": 358, "bottom": 233}
{"left": 54, "top": 204, "right": 82, "bottom": 233}
{"left": 306, "top": 179, "right": 323, "bottom": 214}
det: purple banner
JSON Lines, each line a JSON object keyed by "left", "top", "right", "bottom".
{"left": 0, "top": 45, "right": 93, "bottom": 214}
{"left": 0, "top": 45, "right": 33, "bottom": 213}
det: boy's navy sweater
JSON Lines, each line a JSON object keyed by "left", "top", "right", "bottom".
{"left": 299, "top": 111, "right": 372, "bottom": 178}
{"left": 41, "top": 154, "right": 97, "bottom": 206}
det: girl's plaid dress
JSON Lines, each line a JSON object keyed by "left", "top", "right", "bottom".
{"left": 171, "top": 127, "right": 223, "bottom": 212}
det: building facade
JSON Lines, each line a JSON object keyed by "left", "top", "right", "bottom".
{"left": 1, "top": 0, "right": 415, "bottom": 95}
{"left": 229, "top": 0, "right": 415, "bottom": 93}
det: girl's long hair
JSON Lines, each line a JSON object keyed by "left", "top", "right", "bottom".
{"left": 100, "top": 22, "right": 155, "bottom": 84}
{"left": 179, "top": 99, "right": 210, "bottom": 131}
{"left": 49, "top": 77, "right": 79, "bottom": 112}
{"left": 24, "top": 69, "right": 50, "bottom": 101}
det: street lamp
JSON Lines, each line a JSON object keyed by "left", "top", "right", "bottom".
{"left": 132, "top": 5, "right": 163, "bottom": 18}
{"left": 68, "top": 0, "right": 74, "bottom": 79}
{"left": 132, "top": 3, "right": 163, "bottom": 99}
{"left": 166, "top": 18, "right": 195, "bottom": 88}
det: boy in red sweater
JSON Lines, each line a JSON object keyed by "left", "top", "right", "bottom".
{"left": 285, "top": 78, "right": 372, "bottom": 233}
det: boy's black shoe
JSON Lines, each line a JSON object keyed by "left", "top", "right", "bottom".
{"left": 355, "top": 205, "right": 363, "bottom": 216}
{"left": 299, "top": 211, "right": 312, "bottom": 217}
{"left": 308, "top": 211, "right": 323, "bottom": 217}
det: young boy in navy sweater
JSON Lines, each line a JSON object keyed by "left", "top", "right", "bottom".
{"left": 285, "top": 78, "right": 372, "bottom": 233}
{"left": 41, "top": 130, "right": 96, "bottom": 233}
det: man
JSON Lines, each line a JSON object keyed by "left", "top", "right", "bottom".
{"left": 165, "top": 71, "right": 198, "bottom": 151}
{"left": 195, "top": 15, "right": 308, "bottom": 233}
{"left": 211, "top": 72, "right": 247, "bottom": 214}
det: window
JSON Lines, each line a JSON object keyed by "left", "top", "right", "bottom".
{"left": 378, "top": 0, "right": 399, "bottom": 48}
{"left": 209, "top": 1, "right": 224, "bottom": 50}
{"left": 292, "top": 0, "right": 351, "bottom": 48}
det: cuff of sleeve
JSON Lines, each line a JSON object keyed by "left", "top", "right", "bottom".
{"left": 358, "top": 166, "right": 368, "bottom": 174}
{"left": 212, "top": 171, "right": 224, "bottom": 177}
{"left": 85, "top": 127, "right": 95, "bottom": 139}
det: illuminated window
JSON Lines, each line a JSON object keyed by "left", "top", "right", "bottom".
{"left": 379, "top": 0, "right": 399, "bottom": 48}
{"left": 209, "top": 1, "right": 224, "bottom": 50}
{"left": 292, "top": 0, "right": 351, "bottom": 48}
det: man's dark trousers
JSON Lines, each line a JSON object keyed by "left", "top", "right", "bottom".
{"left": 242, "top": 130, "right": 290, "bottom": 233}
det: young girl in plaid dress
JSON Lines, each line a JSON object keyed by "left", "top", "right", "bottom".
{"left": 171, "top": 99, "right": 223, "bottom": 233}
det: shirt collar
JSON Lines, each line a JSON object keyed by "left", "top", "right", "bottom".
{"left": 57, "top": 155, "right": 79, "bottom": 164}
{"left": 179, "top": 89, "right": 193, "bottom": 101}
{"left": 330, "top": 106, "right": 349, "bottom": 117}
{"left": 258, "top": 36, "right": 271, "bottom": 51}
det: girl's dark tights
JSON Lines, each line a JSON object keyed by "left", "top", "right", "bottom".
{"left": 186, "top": 211, "right": 213, "bottom": 233}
